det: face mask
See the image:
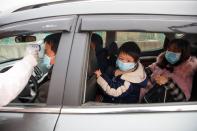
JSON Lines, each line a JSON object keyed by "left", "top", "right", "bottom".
{"left": 116, "top": 59, "right": 136, "bottom": 71}
{"left": 165, "top": 50, "right": 181, "bottom": 64}
{"left": 43, "top": 55, "right": 52, "bottom": 69}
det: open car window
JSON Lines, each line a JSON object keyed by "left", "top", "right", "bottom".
{"left": 84, "top": 30, "right": 197, "bottom": 105}
{"left": 0, "top": 32, "right": 61, "bottom": 106}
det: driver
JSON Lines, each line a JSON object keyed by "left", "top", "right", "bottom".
{"left": 37, "top": 33, "right": 61, "bottom": 103}
{"left": 0, "top": 46, "right": 38, "bottom": 107}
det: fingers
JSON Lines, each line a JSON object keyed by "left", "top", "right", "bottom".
{"left": 94, "top": 69, "right": 102, "bottom": 78}
{"left": 25, "top": 44, "right": 40, "bottom": 58}
{"left": 114, "top": 69, "right": 124, "bottom": 76}
{"left": 155, "top": 75, "right": 168, "bottom": 85}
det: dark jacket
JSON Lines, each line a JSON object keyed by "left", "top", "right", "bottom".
{"left": 97, "top": 63, "right": 147, "bottom": 103}
{"left": 95, "top": 47, "right": 108, "bottom": 73}
{"left": 37, "top": 66, "right": 53, "bottom": 103}
{"left": 144, "top": 67, "right": 186, "bottom": 103}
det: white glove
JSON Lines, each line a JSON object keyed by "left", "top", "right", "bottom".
{"left": 25, "top": 44, "right": 40, "bottom": 59}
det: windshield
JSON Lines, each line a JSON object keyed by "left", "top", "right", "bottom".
{"left": 0, "top": 33, "right": 48, "bottom": 63}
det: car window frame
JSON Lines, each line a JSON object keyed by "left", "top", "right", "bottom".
{"left": 80, "top": 15, "right": 197, "bottom": 33}
{"left": 62, "top": 14, "right": 197, "bottom": 113}
{"left": 0, "top": 15, "right": 77, "bottom": 113}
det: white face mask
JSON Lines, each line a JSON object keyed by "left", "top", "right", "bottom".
{"left": 43, "top": 55, "right": 52, "bottom": 69}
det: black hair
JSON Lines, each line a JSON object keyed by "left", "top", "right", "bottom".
{"left": 91, "top": 33, "right": 103, "bottom": 50}
{"left": 108, "top": 41, "right": 118, "bottom": 56}
{"left": 118, "top": 41, "right": 141, "bottom": 62}
{"left": 157, "top": 38, "right": 191, "bottom": 72}
{"left": 44, "top": 33, "right": 61, "bottom": 53}
{"left": 163, "top": 37, "right": 170, "bottom": 50}
{"left": 173, "top": 39, "right": 191, "bottom": 62}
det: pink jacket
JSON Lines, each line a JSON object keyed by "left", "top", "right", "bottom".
{"left": 149, "top": 53, "right": 197, "bottom": 100}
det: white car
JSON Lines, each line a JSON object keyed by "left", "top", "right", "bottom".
{"left": 0, "top": 0, "right": 197, "bottom": 131}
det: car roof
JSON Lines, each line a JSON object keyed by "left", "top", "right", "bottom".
{"left": 0, "top": 0, "right": 197, "bottom": 26}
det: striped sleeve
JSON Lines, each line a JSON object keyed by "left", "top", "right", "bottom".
{"left": 97, "top": 76, "right": 130, "bottom": 97}
{"left": 165, "top": 79, "right": 186, "bottom": 101}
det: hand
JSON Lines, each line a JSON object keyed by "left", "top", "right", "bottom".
{"left": 94, "top": 69, "right": 102, "bottom": 78}
{"left": 154, "top": 75, "right": 168, "bottom": 85}
{"left": 114, "top": 69, "right": 124, "bottom": 77}
{"left": 25, "top": 44, "right": 40, "bottom": 59}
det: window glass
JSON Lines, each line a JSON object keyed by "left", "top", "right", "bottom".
{"left": 116, "top": 32, "right": 165, "bottom": 51}
{"left": 0, "top": 33, "right": 49, "bottom": 63}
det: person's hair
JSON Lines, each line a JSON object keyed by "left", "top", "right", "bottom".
{"left": 163, "top": 37, "right": 170, "bottom": 50}
{"left": 91, "top": 33, "right": 103, "bottom": 48}
{"left": 173, "top": 39, "right": 191, "bottom": 61}
{"left": 118, "top": 41, "right": 141, "bottom": 62}
{"left": 108, "top": 41, "right": 118, "bottom": 56}
{"left": 157, "top": 38, "right": 191, "bottom": 72}
{"left": 44, "top": 33, "right": 61, "bottom": 53}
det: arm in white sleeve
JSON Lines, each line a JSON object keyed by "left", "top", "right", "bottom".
{"left": 0, "top": 55, "right": 37, "bottom": 107}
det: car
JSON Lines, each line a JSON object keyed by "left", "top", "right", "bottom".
{"left": 0, "top": 0, "right": 197, "bottom": 131}
{"left": 0, "top": 0, "right": 64, "bottom": 16}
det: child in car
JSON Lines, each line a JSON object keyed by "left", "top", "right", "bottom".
{"left": 95, "top": 41, "right": 147, "bottom": 103}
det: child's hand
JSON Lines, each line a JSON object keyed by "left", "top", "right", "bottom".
{"left": 154, "top": 75, "right": 168, "bottom": 85}
{"left": 95, "top": 69, "right": 102, "bottom": 78}
{"left": 114, "top": 69, "right": 124, "bottom": 77}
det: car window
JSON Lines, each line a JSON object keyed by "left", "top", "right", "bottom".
{"left": 0, "top": 33, "right": 49, "bottom": 63}
{"left": 93, "top": 31, "right": 165, "bottom": 52}
{"left": 116, "top": 32, "right": 165, "bottom": 52}
{"left": 84, "top": 30, "right": 197, "bottom": 105}
{"left": 0, "top": 32, "right": 61, "bottom": 106}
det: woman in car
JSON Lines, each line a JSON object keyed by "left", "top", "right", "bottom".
{"left": 144, "top": 39, "right": 197, "bottom": 102}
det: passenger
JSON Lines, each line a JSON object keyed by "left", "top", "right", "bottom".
{"left": 107, "top": 41, "right": 118, "bottom": 66}
{"left": 144, "top": 39, "right": 197, "bottom": 102}
{"left": 94, "top": 41, "right": 147, "bottom": 103}
{"left": 90, "top": 33, "right": 108, "bottom": 73}
{"left": 37, "top": 33, "right": 61, "bottom": 103}
{"left": 106, "top": 41, "right": 118, "bottom": 76}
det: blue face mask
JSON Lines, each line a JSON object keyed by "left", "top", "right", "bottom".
{"left": 43, "top": 55, "right": 52, "bottom": 69}
{"left": 165, "top": 50, "right": 181, "bottom": 64}
{"left": 116, "top": 59, "right": 136, "bottom": 71}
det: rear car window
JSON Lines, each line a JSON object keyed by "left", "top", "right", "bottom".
{"left": 116, "top": 32, "right": 165, "bottom": 51}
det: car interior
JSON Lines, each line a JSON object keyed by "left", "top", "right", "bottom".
{"left": 0, "top": 30, "right": 196, "bottom": 106}
{"left": 84, "top": 31, "right": 197, "bottom": 105}
{"left": 0, "top": 31, "right": 61, "bottom": 105}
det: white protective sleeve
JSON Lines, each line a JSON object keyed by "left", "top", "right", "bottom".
{"left": 0, "top": 55, "right": 37, "bottom": 107}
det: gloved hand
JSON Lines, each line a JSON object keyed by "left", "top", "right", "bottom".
{"left": 24, "top": 44, "right": 40, "bottom": 67}
{"left": 25, "top": 44, "right": 40, "bottom": 59}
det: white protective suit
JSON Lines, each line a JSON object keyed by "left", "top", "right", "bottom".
{"left": 0, "top": 54, "right": 37, "bottom": 107}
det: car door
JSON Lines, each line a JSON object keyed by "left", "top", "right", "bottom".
{"left": 0, "top": 15, "right": 77, "bottom": 131}
{"left": 55, "top": 15, "right": 197, "bottom": 131}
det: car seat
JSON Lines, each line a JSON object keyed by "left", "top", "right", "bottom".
{"left": 85, "top": 47, "right": 98, "bottom": 102}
